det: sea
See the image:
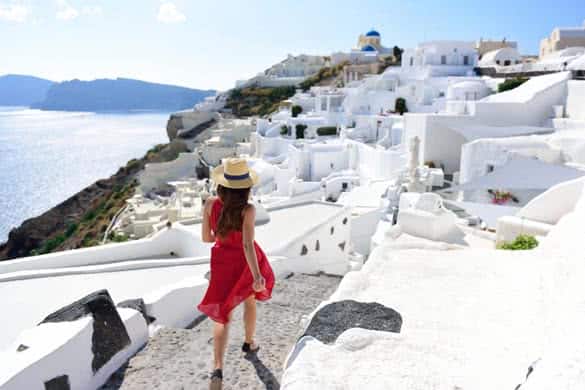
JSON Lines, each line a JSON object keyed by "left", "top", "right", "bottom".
{"left": 0, "top": 107, "right": 171, "bottom": 243}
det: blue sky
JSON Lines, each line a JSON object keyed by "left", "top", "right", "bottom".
{"left": 0, "top": 0, "right": 583, "bottom": 90}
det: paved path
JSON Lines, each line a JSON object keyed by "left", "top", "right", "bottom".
{"left": 101, "top": 273, "right": 340, "bottom": 390}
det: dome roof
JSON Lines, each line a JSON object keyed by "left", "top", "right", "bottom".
{"left": 365, "top": 29, "right": 380, "bottom": 37}
{"left": 361, "top": 45, "right": 377, "bottom": 52}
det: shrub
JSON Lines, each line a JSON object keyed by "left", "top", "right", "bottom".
{"left": 291, "top": 105, "right": 303, "bottom": 118}
{"left": 280, "top": 125, "right": 289, "bottom": 136}
{"left": 395, "top": 97, "right": 408, "bottom": 115}
{"left": 295, "top": 124, "right": 307, "bottom": 139}
{"left": 498, "top": 235, "right": 538, "bottom": 250}
{"left": 126, "top": 158, "right": 141, "bottom": 172}
{"left": 316, "top": 126, "right": 337, "bottom": 136}
{"left": 82, "top": 209, "right": 97, "bottom": 222}
{"left": 40, "top": 234, "right": 66, "bottom": 253}
{"left": 65, "top": 223, "right": 78, "bottom": 238}
{"left": 498, "top": 78, "right": 528, "bottom": 93}
{"left": 110, "top": 232, "right": 129, "bottom": 243}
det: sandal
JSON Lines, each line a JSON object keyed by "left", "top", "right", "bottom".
{"left": 209, "top": 368, "right": 223, "bottom": 390}
{"left": 242, "top": 342, "right": 260, "bottom": 353}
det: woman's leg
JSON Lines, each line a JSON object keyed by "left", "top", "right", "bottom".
{"left": 213, "top": 313, "right": 232, "bottom": 370}
{"left": 243, "top": 295, "right": 257, "bottom": 344}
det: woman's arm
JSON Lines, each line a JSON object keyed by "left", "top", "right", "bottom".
{"left": 201, "top": 197, "right": 216, "bottom": 243}
{"left": 242, "top": 205, "right": 265, "bottom": 292}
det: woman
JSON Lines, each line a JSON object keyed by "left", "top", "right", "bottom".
{"left": 197, "top": 158, "right": 275, "bottom": 387}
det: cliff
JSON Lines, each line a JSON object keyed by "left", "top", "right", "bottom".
{"left": 32, "top": 78, "right": 215, "bottom": 112}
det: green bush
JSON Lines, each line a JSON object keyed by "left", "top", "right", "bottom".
{"left": 295, "top": 124, "right": 307, "bottom": 139}
{"left": 316, "top": 126, "right": 337, "bottom": 136}
{"left": 40, "top": 234, "right": 66, "bottom": 254}
{"left": 498, "top": 235, "right": 538, "bottom": 250}
{"left": 125, "top": 158, "right": 142, "bottom": 173}
{"left": 395, "top": 97, "right": 408, "bottom": 115}
{"left": 498, "top": 78, "right": 528, "bottom": 93}
{"left": 110, "top": 232, "right": 129, "bottom": 243}
{"left": 280, "top": 125, "right": 289, "bottom": 136}
{"left": 291, "top": 105, "right": 303, "bottom": 118}
{"left": 82, "top": 209, "right": 97, "bottom": 222}
{"left": 65, "top": 223, "right": 78, "bottom": 238}
{"left": 299, "top": 62, "right": 348, "bottom": 92}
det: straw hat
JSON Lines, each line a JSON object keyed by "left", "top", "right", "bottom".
{"left": 211, "top": 158, "right": 258, "bottom": 189}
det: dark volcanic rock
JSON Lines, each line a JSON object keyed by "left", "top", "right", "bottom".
{"left": 41, "top": 289, "right": 131, "bottom": 373}
{"left": 44, "top": 375, "right": 70, "bottom": 390}
{"left": 302, "top": 300, "right": 402, "bottom": 344}
{"left": 117, "top": 298, "right": 155, "bottom": 324}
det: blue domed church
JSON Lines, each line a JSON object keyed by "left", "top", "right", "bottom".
{"left": 355, "top": 29, "right": 389, "bottom": 54}
{"left": 330, "top": 28, "right": 394, "bottom": 66}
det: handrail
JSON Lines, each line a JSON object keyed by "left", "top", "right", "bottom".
{"left": 102, "top": 204, "right": 129, "bottom": 244}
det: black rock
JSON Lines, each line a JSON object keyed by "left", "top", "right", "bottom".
{"left": 40, "top": 289, "right": 131, "bottom": 373}
{"left": 300, "top": 244, "right": 308, "bottom": 256}
{"left": 117, "top": 298, "right": 156, "bottom": 325}
{"left": 16, "top": 344, "right": 29, "bottom": 352}
{"left": 302, "top": 300, "right": 402, "bottom": 344}
{"left": 44, "top": 375, "right": 70, "bottom": 390}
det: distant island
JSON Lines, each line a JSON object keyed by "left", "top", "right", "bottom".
{"left": 0, "top": 75, "right": 215, "bottom": 111}
{"left": 0, "top": 74, "right": 54, "bottom": 106}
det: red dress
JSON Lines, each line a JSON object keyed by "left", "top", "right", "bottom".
{"left": 197, "top": 198, "right": 274, "bottom": 324}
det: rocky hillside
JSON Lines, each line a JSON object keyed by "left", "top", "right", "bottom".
{"left": 225, "top": 85, "right": 296, "bottom": 117}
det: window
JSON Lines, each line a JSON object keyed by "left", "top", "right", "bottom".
{"left": 486, "top": 164, "right": 495, "bottom": 173}
{"left": 504, "top": 60, "right": 511, "bottom": 66}
{"left": 496, "top": 60, "right": 500, "bottom": 65}
{"left": 463, "top": 55, "right": 469, "bottom": 65}
{"left": 409, "top": 57, "right": 414, "bottom": 66}
{"left": 441, "top": 55, "right": 447, "bottom": 65}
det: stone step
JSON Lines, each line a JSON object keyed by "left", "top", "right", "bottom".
{"left": 101, "top": 273, "right": 340, "bottom": 390}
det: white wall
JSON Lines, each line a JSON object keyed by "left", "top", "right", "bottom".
{"left": 516, "top": 176, "right": 585, "bottom": 224}
{"left": 566, "top": 80, "right": 585, "bottom": 120}
{"left": 404, "top": 113, "right": 471, "bottom": 173}
{"left": 347, "top": 141, "right": 408, "bottom": 181}
{"left": 308, "top": 144, "right": 350, "bottom": 181}
{"left": 471, "top": 72, "right": 570, "bottom": 126}
{"left": 269, "top": 204, "right": 352, "bottom": 276}
{"left": 139, "top": 153, "right": 200, "bottom": 193}
{"left": 0, "top": 309, "right": 148, "bottom": 390}
{"left": 350, "top": 208, "right": 383, "bottom": 255}
{"left": 0, "top": 226, "right": 211, "bottom": 275}
{"left": 173, "top": 111, "right": 216, "bottom": 134}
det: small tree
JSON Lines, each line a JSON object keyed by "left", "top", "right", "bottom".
{"left": 280, "top": 125, "right": 289, "bottom": 136}
{"left": 295, "top": 124, "right": 307, "bottom": 139}
{"left": 395, "top": 97, "right": 408, "bottom": 115}
{"left": 498, "top": 77, "right": 528, "bottom": 93}
{"left": 291, "top": 105, "right": 303, "bottom": 118}
{"left": 392, "top": 46, "right": 404, "bottom": 63}
{"left": 316, "top": 126, "right": 337, "bottom": 136}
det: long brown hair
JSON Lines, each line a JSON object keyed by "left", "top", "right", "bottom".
{"left": 216, "top": 185, "right": 251, "bottom": 238}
